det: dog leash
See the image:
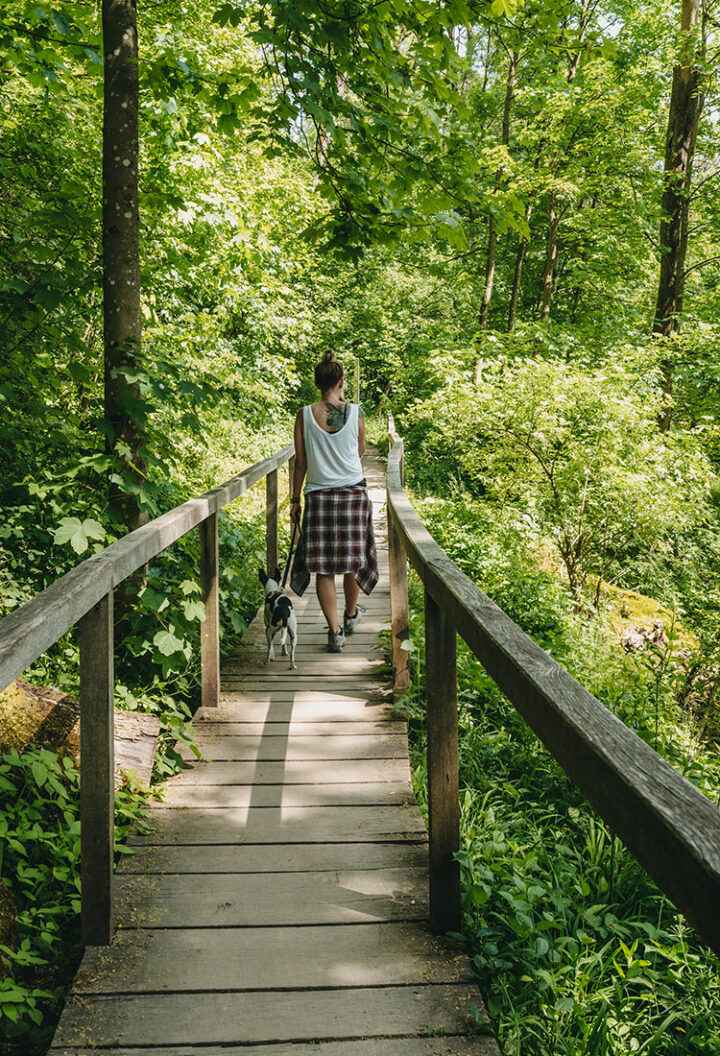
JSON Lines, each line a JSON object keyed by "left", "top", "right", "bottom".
{"left": 280, "top": 522, "right": 299, "bottom": 589}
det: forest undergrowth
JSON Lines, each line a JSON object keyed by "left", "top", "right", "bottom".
{"left": 396, "top": 436, "right": 720, "bottom": 1055}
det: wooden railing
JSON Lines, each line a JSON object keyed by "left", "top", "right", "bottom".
{"left": 386, "top": 416, "right": 720, "bottom": 954}
{"left": 0, "top": 444, "right": 294, "bottom": 945}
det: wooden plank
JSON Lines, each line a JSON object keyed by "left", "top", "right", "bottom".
{"left": 53, "top": 984, "right": 482, "bottom": 1048}
{"left": 79, "top": 592, "right": 114, "bottom": 947}
{"left": 115, "top": 868, "right": 427, "bottom": 927}
{"left": 199, "top": 513, "right": 220, "bottom": 709}
{"left": 50, "top": 1038, "right": 498, "bottom": 1056}
{"left": 224, "top": 648, "right": 389, "bottom": 670}
{"left": 118, "top": 840, "right": 428, "bottom": 875}
{"left": 75, "top": 923, "right": 472, "bottom": 992}
{"left": 167, "top": 758, "right": 412, "bottom": 785}
{"left": 424, "top": 589, "right": 460, "bottom": 935}
{"left": 222, "top": 657, "right": 389, "bottom": 677}
{"left": 0, "top": 445, "right": 294, "bottom": 693}
{"left": 226, "top": 666, "right": 391, "bottom": 682}
{"left": 213, "top": 695, "right": 396, "bottom": 719}
{"left": 212, "top": 706, "right": 399, "bottom": 723}
{"left": 219, "top": 682, "right": 391, "bottom": 697}
{"left": 178, "top": 733, "right": 409, "bottom": 762}
{"left": 127, "top": 804, "right": 428, "bottom": 844}
{"left": 192, "top": 720, "right": 404, "bottom": 736}
{"left": 160, "top": 781, "right": 415, "bottom": 808}
{"left": 387, "top": 435, "right": 720, "bottom": 955}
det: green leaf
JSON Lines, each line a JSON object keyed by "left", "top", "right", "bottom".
{"left": 182, "top": 599, "right": 206, "bottom": 622}
{"left": 153, "top": 629, "right": 185, "bottom": 656}
{"left": 140, "top": 587, "right": 169, "bottom": 613}
{"left": 54, "top": 517, "right": 105, "bottom": 554}
{"left": 31, "top": 761, "right": 48, "bottom": 787}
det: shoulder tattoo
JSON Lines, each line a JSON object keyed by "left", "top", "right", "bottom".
{"left": 324, "top": 401, "right": 348, "bottom": 430}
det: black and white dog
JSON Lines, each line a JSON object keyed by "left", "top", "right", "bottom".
{"left": 258, "top": 567, "right": 297, "bottom": 670}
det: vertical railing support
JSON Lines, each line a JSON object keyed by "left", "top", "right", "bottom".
{"left": 200, "top": 513, "right": 220, "bottom": 709}
{"left": 79, "top": 591, "right": 115, "bottom": 946}
{"left": 266, "top": 468, "right": 279, "bottom": 575}
{"left": 388, "top": 512, "right": 410, "bottom": 698}
{"left": 425, "top": 588, "right": 460, "bottom": 934}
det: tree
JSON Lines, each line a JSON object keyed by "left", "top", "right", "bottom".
{"left": 653, "top": 0, "right": 705, "bottom": 430}
{"left": 102, "top": 0, "right": 147, "bottom": 533}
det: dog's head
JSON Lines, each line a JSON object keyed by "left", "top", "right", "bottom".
{"left": 258, "top": 566, "right": 282, "bottom": 596}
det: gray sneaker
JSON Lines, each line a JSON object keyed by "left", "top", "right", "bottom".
{"left": 343, "top": 607, "right": 361, "bottom": 635}
{"left": 327, "top": 628, "right": 346, "bottom": 653}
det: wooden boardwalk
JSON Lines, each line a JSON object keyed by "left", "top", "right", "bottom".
{"left": 51, "top": 451, "right": 498, "bottom": 1055}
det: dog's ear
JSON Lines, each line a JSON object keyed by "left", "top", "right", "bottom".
{"left": 258, "top": 566, "right": 267, "bottom": 585}
{"left": 274, "top": 566, "right": 281, "bottom": 582}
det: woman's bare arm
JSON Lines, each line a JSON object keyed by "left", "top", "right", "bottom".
{"left": 358, "top": 408, "right": 366, "bottom": 458}
{"left": 291, "top": 410, "right": 307, "bottom": 521}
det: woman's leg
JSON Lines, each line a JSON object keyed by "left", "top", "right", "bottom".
{"left": 343, "top": 572, "right": 360, "bottom": 620}
{"left": 316, "top": 574, "right": 340, "bottom": 633}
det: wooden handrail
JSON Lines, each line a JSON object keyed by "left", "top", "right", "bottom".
{"left": 386, "top": 416, "right": 720, "bottom": 955}
{"left": 0, "top": 444, "right": 293, "bottom": 692}
{"left": 0, "top": 442, "right": 294, "bottom": 945}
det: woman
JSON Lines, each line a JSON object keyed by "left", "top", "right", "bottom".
{"left": 290, "top": 350, "right": 378, "bottom": 653}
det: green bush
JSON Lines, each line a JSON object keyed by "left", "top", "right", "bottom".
{"left": 0, "top": 748, "right": 151, "bottom": 1053}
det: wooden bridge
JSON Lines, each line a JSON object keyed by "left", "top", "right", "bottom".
{"left": 1, "top": 423, "right": 720, "bottom": 1054}
{"left": 48, "top": 450, "right": 497, "bottom": 1054}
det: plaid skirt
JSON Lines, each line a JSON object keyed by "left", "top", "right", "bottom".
{"left": 291, "top": 485, "right": 379, "bottom": 597}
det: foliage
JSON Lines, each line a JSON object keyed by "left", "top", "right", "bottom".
{"left": 399, "top": 499, "right": 720, "bottom": 1054}
{"left": 0, "top": 747, "right": 152, "bottom": 1051}
{"left": 404, "top": 344, "right": 715, "bottom": 605}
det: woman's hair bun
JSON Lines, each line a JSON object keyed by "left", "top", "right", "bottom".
{"left": 314, "top": 348, "right": 343, "bottom": 392}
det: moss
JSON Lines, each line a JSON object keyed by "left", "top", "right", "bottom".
{"left": 0, "top": 681, "right": 42, "bottom": 754}
{"left": 602, "top": 583, "right": 698, "bottom": 653}
{"left": 0, "top": 680, "right": 79, "bottom": 756}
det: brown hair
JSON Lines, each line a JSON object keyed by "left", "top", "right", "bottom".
{"left": 314, "top": 349, "right": 343, "bottom": 393}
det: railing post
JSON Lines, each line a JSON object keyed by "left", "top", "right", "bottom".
{"left": 79, "top": 591, "right": 114, "bottom": 946}
{"left": 388, "top": 512, "right": 410, "bottom": 698}
{"left": 425, "top": 588, "right": 460, "bottom": 934}
{"left": 266, "top": 467, "right": 279, "bottom": 575}
{"left": 200, "top": 513, "right": 220, "bottom": 709}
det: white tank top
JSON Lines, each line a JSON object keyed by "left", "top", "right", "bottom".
{"left": 303, "top": 403, "right": 364, "bottom": 492}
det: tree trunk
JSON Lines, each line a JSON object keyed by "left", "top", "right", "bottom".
{"left": 102, "top": 0, "right": 147, "bottom": 533}
{"left": 478, "top": 50, "right": 518, "bottom": 338}
{"left": 653, "top": 0, "right": 704, "bottom": 431}
{"left": 507, "top": 202, "right": 532, "bottom": 332}
{"left": 532, "top": 4, "right": 590, "bottom": 326}
{"left": 539, "top": 192, "right": 559, "bottom": 320}
{"left": 479, "top": 215, "right": 497, "bottom": 334}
